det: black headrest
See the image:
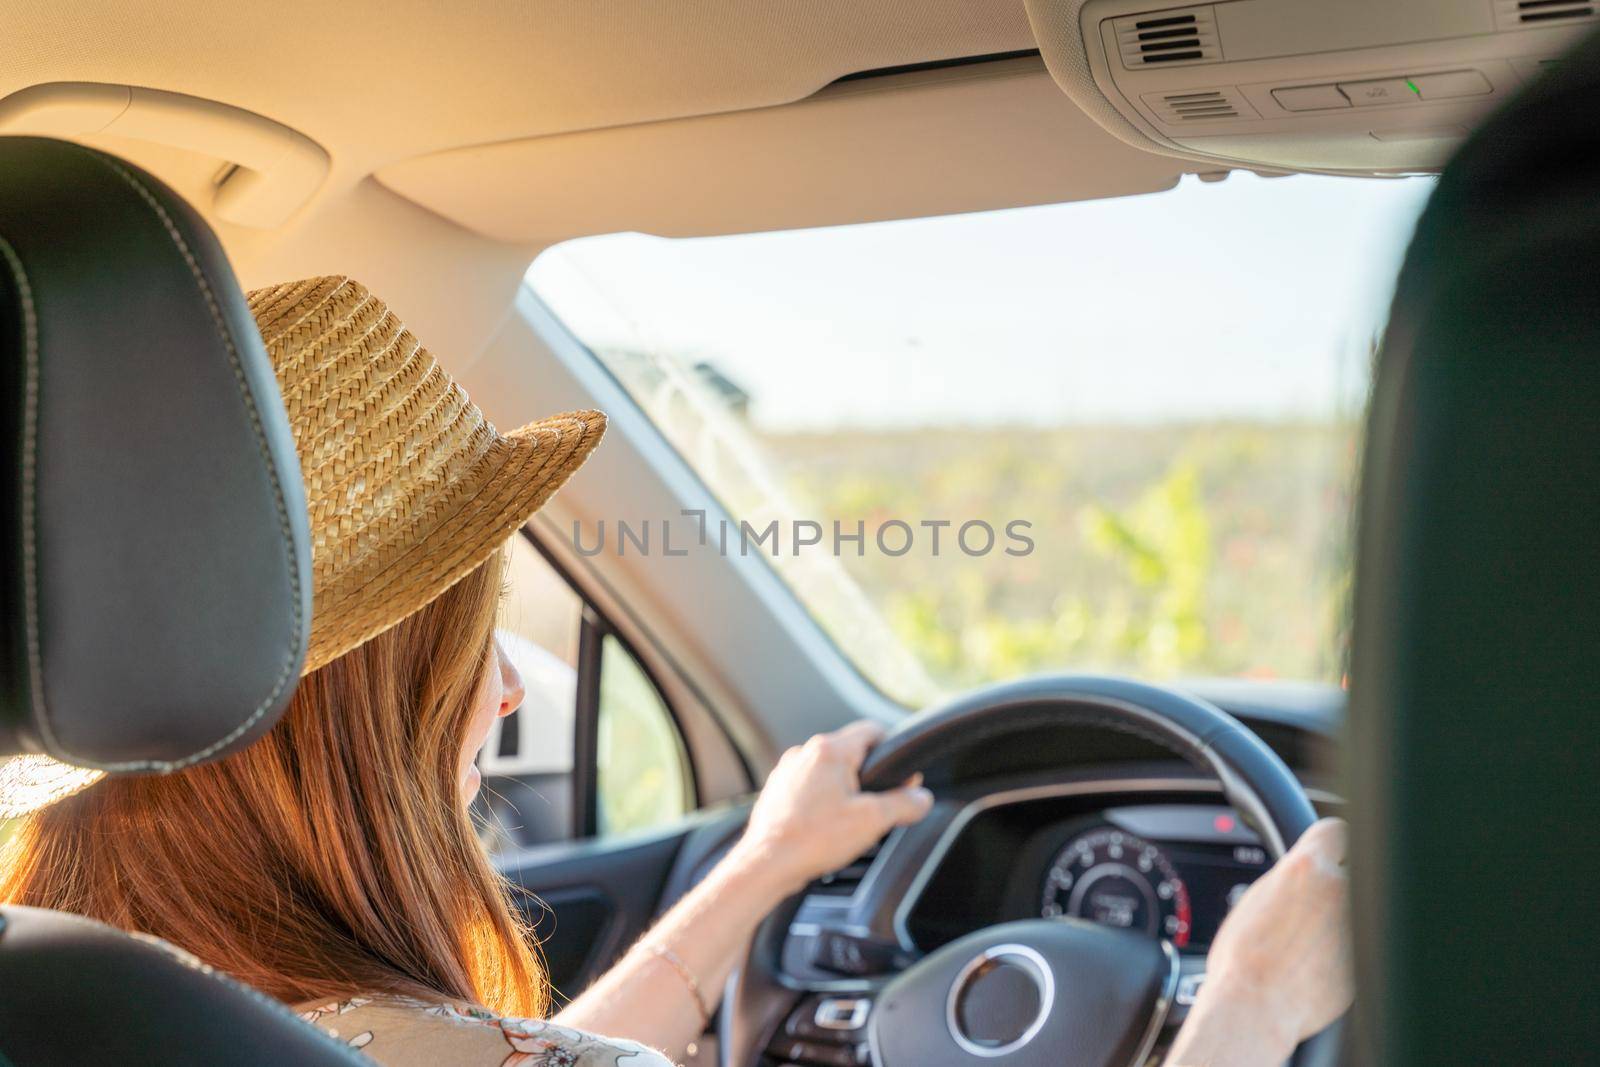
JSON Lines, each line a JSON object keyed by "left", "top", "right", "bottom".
{"left": 1347, "top": 33, "right": 1600, "bottom": 1065}
{"left": 0, "top": 906, "right": 369, "bottom": 1066}
{"left": 0, "top": 136, "right": 310, "bottom": 771}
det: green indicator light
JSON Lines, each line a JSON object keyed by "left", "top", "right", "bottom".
{"left": 1405, "top": 78, "right": 1422, "bottom": 96}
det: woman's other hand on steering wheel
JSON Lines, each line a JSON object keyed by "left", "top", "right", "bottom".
{"left": 730, "top": 720, "right": 934, "bottom": 897}
{"left": 1169, "top": 817, "right": 1353, "bottom": 1066}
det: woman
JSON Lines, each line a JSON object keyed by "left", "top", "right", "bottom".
{"left": 0, "top": 277, "right": 1349, "bottom": 1066}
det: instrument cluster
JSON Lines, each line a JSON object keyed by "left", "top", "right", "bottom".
{"left": 1038, "top": 814, "right": 1269, "bottom": 950}
{"left": 904, "top": 797, "right": 1273, "bottom": 955}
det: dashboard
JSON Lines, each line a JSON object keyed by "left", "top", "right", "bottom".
{"left": 744, "top": 684, "right": 1342, "bottom": 1066}
{"left": 763, "top": 769, "right": 1339, "bottom": 1067}
{"left": 903, "top": 795, "right": 1270, "bottom": 955}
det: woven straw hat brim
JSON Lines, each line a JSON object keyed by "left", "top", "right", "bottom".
{"left": 0, "top": 276, "right": 605, "bottom": 818}
{"left": 304, "top": 410, "right": 604, "bottom": 671}
{"left": 252, "top": 275, "right": 608, "bottom": 672}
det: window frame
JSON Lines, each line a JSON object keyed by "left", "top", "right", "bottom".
{"left": 514, "top": 527, "right": 700, "bottom": 840}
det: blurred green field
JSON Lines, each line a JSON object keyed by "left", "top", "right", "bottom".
{"left": 757, "top": 419, "right": 1359, "bottom": 700}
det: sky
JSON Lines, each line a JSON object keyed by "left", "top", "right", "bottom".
{"left": 526, "top": 172, "right": 1437, "bottom": 432}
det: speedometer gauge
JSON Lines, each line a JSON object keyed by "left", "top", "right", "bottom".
{"left": 1040, "top": 828, "right": 1192, "bottom": 948}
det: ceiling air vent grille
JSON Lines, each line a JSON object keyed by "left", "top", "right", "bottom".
{"left": 1112, "top": 5, "right": 1223, "bottom": 70}
{"left": 1494, "top": 0, "right": 1598, "bottom": 27}
{"left": 1143, "top": 86, "right": 1255, "bottom": 125}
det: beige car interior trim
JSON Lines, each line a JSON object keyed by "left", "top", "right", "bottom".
{"left": 0, "top": 83, "right": 329, "bottom": 228}
{"left": 0, "top": 1, "right": 1037, "bottom": 180}
{"left": 375, "top": 57, "right": 1195, "bottom": 244}
{"left": 0, "top": 0, "right": 1121, "bottom": 355}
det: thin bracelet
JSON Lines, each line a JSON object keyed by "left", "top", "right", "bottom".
{"left": 646, "top": 942, "right": 713, "bottom": 1031}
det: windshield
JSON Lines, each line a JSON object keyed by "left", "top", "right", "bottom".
{"left": 528, "top": 173, "right": 1434, "bottom": 706}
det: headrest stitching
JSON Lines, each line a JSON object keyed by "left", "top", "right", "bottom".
{"left": 0, "top": 236, "right": 46, "bottom": 765}
{"left": 38, "top": 146, "right": 305, "bottom": 772}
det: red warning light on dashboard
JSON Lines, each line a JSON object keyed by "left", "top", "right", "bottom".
{"left": 1213, "top": 814, "right": 1237, "bottom": 833}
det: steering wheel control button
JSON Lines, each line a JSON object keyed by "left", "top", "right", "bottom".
{"left": 814, "top": 998, "right": 870, "bottom": 1031}
{"left": 945, "top": 944, "right": 1053, "bottom": 1058}
{"left": 774, "top": 996, "right": 873, "bottom": 1064}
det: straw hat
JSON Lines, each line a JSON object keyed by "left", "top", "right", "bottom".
{"left": 0, "top": 276, "right": 605, "bottom": 817}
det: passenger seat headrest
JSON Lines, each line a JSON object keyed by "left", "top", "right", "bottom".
{"left": 1347, "top": 27, "right": 1600, "bottom": 1065}
{"left": 0, "top": 136, "right": 310, "bottom": 770}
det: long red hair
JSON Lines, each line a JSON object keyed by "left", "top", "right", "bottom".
{"left": 0, "top": 548, "right": 545, "bottom": 1016}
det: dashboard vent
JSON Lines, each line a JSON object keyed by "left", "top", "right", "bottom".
{"left": 810, "top": 841, "right": 883, "bottom": 897}
{"left": 1143, "top": 86, "right": 1256, "bottom": 124}
{"left": 1112, "top": 5, "right": 1223, "bottom": 70}
{"left": 1494, "top": 0, "right": 1597, "bottom": 26}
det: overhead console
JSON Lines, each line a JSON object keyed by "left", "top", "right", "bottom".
{"left": 1027, "top": 0, "right": 1599, "bottom": 173}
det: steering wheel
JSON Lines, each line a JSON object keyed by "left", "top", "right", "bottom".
{"left": 721, "top": 675, "right": 1337, "bottom": 1067}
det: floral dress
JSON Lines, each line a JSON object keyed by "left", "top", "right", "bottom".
{"left": 298, "top": 997, "right": 675, "bottom": 1066}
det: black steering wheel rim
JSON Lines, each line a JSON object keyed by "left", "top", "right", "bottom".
{"left": 722, "top": 674, "right": 1331, "bottom": 1067}
{"left": 858, "top": 675, "right": 1318, "bottom": 852}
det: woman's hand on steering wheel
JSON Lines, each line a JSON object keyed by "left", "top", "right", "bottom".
{"left": 729, "top": 720, "right": 934, "bottom": 898}
{"left": 559, "top": 722, "right": 928, "bottom": 1058}
{"left": 1168, "top": 817, "right": 1353, "bottom": 1066}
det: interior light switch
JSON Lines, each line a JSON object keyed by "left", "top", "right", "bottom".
{"left": 1337, "top": 78, "right": 1416, "bottom": 106}
{"left": 1271, "top": 84, "right": 1349, "bottom": 111}
{"left": 1409, "top": 71, "right": 1491, "bottom": 99}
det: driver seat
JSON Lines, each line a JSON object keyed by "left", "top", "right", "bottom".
{"left": 1347, "top": 28, "right": 1600, "bottom": 1067}
{"left": 0, "top": 136, "right": 363, "bottom": 1065}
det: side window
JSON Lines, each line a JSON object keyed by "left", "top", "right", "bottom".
{"left": 596, "top": 635, "right": 691, "bottom": 836}
{"left": 476, "top": 533, "right": 692, "bottom": 853}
